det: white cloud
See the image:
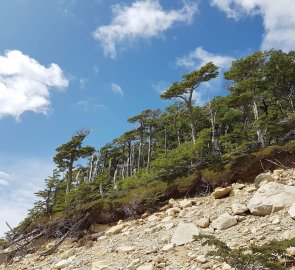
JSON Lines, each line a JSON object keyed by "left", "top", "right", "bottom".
{"left": 176, "top": 47, "right": 234, "bottom": 104}
{"left": 0, "top": 171, "right": 10, "bottom": 186}
{"left": 211, "top": 0, "right": 295, "bottom": 51}
{"left": 76, "top": 99, "right": 107, "bottom": 112}
{"left": 0, "top": 157, "right": 54, "bottom": 237}
{"left": 79, "top": 78, "right": 88, "bottom": 89}
{"left": 93, "top": 0, "right": 198, "bottom": 58}
{"left": 0, "top": 50, "right": 69, "bottom": 119}
{"left": 111, "top": 83, "right": 124, "bottom": 96}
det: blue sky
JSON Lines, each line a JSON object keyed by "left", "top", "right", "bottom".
{"left": 0, "top": 0, "right": 294, "bottom": 236}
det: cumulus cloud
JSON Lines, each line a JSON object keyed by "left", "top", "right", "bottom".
{"left": 93, "top": 0, "right": 198, "bottom": 58}
{"left": 211, "top": 0, "right": 295, "bottom": 51}
{"left": 0, "top": 50, "right": 69, "bottom": 119}
{"left": 111, "top": 83, "right": 124, "bottom": 96}
{"left": 176, "top": 47, "right": 234, "bottom": 104}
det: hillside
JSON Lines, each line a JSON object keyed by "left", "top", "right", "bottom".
{"left": 1, "top": 169, "right": 295, "bottom": 269}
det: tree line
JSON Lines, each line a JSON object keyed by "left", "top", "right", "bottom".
{"left": 26, "top": 49, "right": 295, "bottom": 221}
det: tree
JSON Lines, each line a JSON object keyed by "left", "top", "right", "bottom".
{"left": 161, "top": 62, "right": 219, "bottom": 143}
{"left": 54, "top": 129, "right": 95, "bottom": 195}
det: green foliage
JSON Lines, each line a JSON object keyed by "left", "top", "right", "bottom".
{"left": 195, "top": 234, "right": 295, "bottom": 270}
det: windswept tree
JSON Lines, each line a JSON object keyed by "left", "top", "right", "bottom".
{"left": 161, "top": 62, "right": 219, "bottom": 143}
{"left": 54, "top": 129, "right": 95, "bottom": 194}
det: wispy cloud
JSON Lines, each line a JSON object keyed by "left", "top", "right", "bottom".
{"left": 0, "top": 157, "right": 54, "bottom": 237}
{"left": 76, "top": 99, "right": 107, "bottom": 112}
{"left": 93, "top": 0, "right": 198, "bottom": 59}
{"left": 211, "top": 0, "right": 295, "bottom": 51}
{"left": 111, "top": 83, "right": 124, "bottom": 96}
{"left": 0, "top": 50, "right": 68, "bottom": 120}
{"left": 176, "top": 47, "right": 234, "bottom": 104}
{"left": 79, "top": 78, "right": 88, "bottom": 89}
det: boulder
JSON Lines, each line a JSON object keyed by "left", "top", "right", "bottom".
{"left": 105, "top": 224, "right": 127, "bottom": 236}
{"left": 211, "top": 213, "right": 237, "bottom": 230}
{"left": 166, "top": 207, "right": 181, "bottom": 217}
{"left": 288, "top": 203, "right": 295, "bottom": 219}
{"left": 286, "top": 247, "right": 295, "bottom": 256}
{"left": 196, "top": 217, "right": 210, "bottom": 228}
{"left": 254, "top": 173, "right": 275, "bottom": 188}
{"left": 179, "top": 199, "right": 193, "bottom": 208}
{"left": 231, "top": 203, "right": 248, "bottom": 215}
{"left": 55, "top": 256, "right": 75, "bottom": 269}
{"left": 247, "top": 182, "right": 295, "bottom": 216}
{"left": 171, "top": 223, "right": 199, "bottom": 246}
{"left": 212, "top": 187, "right": 232, "bottom": 199}
{"left": 117, "top": 245, "right": 135, "bottom": 253}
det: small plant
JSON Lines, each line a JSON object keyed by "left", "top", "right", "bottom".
{"left": 194, "top": 234, "right": 295, "bottom": 270}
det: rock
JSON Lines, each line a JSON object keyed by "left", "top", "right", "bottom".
{"left": 163, "top": 223, "right": 174, "bottom": 231}
{"left": 92, "top": 261, "right": 110, "bottom": 270}
{"left": 196, "top": 255, "right": 207, "bottom": 263}
{"left": 117, "top": 245, "right": 135, "bottom": 253}
{"left": 286, "top": 247, "right": 295, "bottom": 256}
{"left": 137, "top": 264, "right": 155, "bottom": 270}
{"left": 166, "top": 207, "right": 181, "bottom": 217}
{"left": 162, "top": 243, "right": 174, "bottom": 251}
{"left": 147, "top": 215, "right": 159, "bottom": 222}
{"left": 105, "top": 224, "right": 127, "bottom": 236}
{"left": 255, "top": 173, "right": 275, "bottom": 188}
{"left": 196, "top": 217, "right": 210, "bottom": 228}
{"left": 232, "top": 183, "right": 245, "bottom": 190}
{"left": 247, "top": 182, "right": 295, "bottom": 216}
{"left": 212, "top": 187, "right": 232, "bottom": 199}
{"left": 231, "top": 203, "right": 248, "bottom": 215}
{"left": 211, "top": 213, "right": 237, "bottom": 230}
{"left": 60, "top": 248, "right": 76, "bottom": 259}
{"left": 171, "top": 223, "right": 199, "bottom": 246}
{"left": 55, "top": 256, "right": 75, "bottom": 269}
{"left": 282, "top": 229, "right": 295, "bottom": 240}
{"left": 244, "top": 185, "right": 257, "bottom": 193}
{"left": 179, "top": 199, "right": 193, "bottom": 208}
{"left": 288, "top": 203, "right": 295, "bottom": 219}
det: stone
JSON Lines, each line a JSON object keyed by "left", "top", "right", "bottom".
{"left": 92, "top": 261, "right": 110, "bottom": 270}
{"left": 60, "top": 248, "right": 76, "bottom": 259}
{"left": 286, "top": 247, "right": 295, "bottom": 256}
{"left": 247, "top": 182, "right": 295, "bottom": 216}
{"left": 288, "top": 203, "right": 295, "bottom": 219}
{"left": 196, "top": 217, "right": 210, "bottom": 228}
{"left": 179, "top": 199, "right": 193, "bottom": 208}
{"left": 244, "top": 185, "right": 257, "bottom": 193}
{"left": 211, "top": 213, "right": 237, "bottom": 230}
{"left": 212, "top": 187, "right": 232, "bottom": 199}
{"left": 163, "top": 223, "right": 174, "bottom": 231}
{"left": 55, "top": 256, "right": 75, "bottom": 269}
{"left": 166, "top": 207, "right": 181, "bottom": 217}
{"left": 254, "top": 173, "right": 275, "bottom": 188}
{"left": 196, "top": 255, "right": 207, "bottom": 263}
{"left": 105, "top": 224, "right": 127, "bottom": 236}
{"left": 231, "top": 203, "right": 248, "bottom": 215}
{"left": 137, "top": 264, "right": 155, "bottom": 270}
{"left": 171, "top": 223, "right": 199, "bottom": 246}
{"left": 162, "top": 243, "right": 174, "bottom": 251}
{"left": 232, "top": 183, "right": 245, "bottom": 190}
{"left": 117, "top": 245, "right": 135, "bottom": 253}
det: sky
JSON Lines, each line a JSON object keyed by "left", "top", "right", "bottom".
{"left": 0, "top": 0, "right": 294, "bottom": 237}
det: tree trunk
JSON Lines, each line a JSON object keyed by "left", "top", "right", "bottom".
{"left": 187, "top": 103, "right": 196, "bottom": 144}
{"left": 253, "top": 100, "right": 265, "bottom": 147}
{"left": 66, "top": 161, "right": 74, "bottom": 195}
{"left": 208, "top": 102, "right": 221, "bottom": 155}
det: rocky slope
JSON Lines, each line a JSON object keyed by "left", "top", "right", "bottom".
{"left": 1, "top": 169, "right": 295, "bottom": 270}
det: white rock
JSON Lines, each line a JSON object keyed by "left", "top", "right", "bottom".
{"left": 286, "top": 247, "right": 295, "bottom": 256}
{"left": 255, "top": 172, "right": 275, "bottom": 188}
{"left": 55, "top": 256, "right": 75, "bottom": 269}
{"left": 105, "top": 224, "right": 127, "bottom": 236}
{"left": 288, "top": 203, "right": 295, "bottom": 219}
{"left": 196, "top": 255, "right": 207, "bottom": 263}
{"left": 117, "top": 245, "right": 135, "bottom": 253}
{"left": 247, "top": 182, "right": 295, "bottom": 216}
{"left": 231, "top": 203, "right": 248, "bottom": 215}
{"left": 162, "top": 243, "right": 174, "bottom": 251}
{"left": 163, "top": 223, "right": 174, "bottom": 231}
{"left": 166, "top": 207, "right": 181, "bottom": 217}
{"left": 179, "top": 199, "right": 193, "bottom": 208}
{"left": 211, "top": 213, "right": 237, "bottom": 230}
{"left": 171, "top": 223, "right": 199, "bottom": 246}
